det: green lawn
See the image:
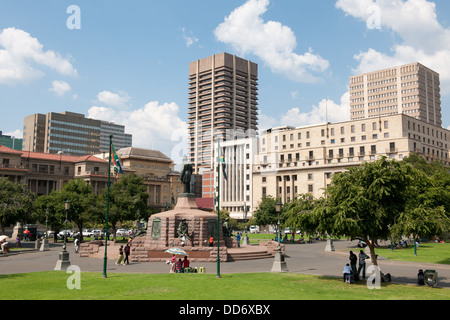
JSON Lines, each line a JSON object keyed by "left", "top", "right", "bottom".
{"left": 1, "top": 271, "right": 448, "bottom": 300}
{"left": 375, "top": 243, "right": 450, "bottom": 265}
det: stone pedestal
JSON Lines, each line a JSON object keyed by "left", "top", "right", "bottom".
{"left": 40, "top": 238, "right": 50, "bottom": 251}
{"left": 325, "top": 238, "right": 335, "bottom": 252}
{"left": 271, "top": 250, "right": 289, "bottom": 272}
{"left": 134, "top": 193, "right": 229, "bottom": 262}
{"left": 54, "top": 250, "right": 71, "bottom": 270}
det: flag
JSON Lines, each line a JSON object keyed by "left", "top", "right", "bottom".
{"left": 221, "top": 155, "right": 228, "bottom": 181}
{"left": 111, "top": 143, "right": 124, "bottom": 174}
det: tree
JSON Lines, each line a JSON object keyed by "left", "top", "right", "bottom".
{"left": 101, "top": 174, "right": 149, "bottom": 240}
{"left": 312, "top": 157, "right": 420, "bottom": 265}
{"left": 391, "top": 155, "right": 450, "bottom": 254}
{"left": 0, "top": 178, "right": 35, "bottom": 234}
{"left": 253, "top": 196, "right": 282, "bottom": 231}
{"left": 283, "top": 194, "right": 317, "bottom": 236}
{"left": 44, "top": 179, "right": 101, "bottom": 242}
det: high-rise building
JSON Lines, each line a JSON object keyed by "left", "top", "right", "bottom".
{"left": 188, "top": 52, "right": 259, "bottom": 174}
{"left": 0, "top": 131, "right": 22, "bottom": 150}
{"left": 350, "top": 62, "right": 442, "bottom": 127}
{"left": 22, "top": 111, "right": 132, "bottom": 155}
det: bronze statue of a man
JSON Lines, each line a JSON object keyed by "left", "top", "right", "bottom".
{"left": 180, "top": 162, "right": 194, "bottom": 194}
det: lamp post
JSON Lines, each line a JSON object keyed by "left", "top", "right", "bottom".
{"left": 271, "top": 200, "right": 288, "bottom": 272}
{"left": 54, "top": 199, "right": 71, "bottom": 270}
{"left": 40, "top": 208, "right": 50, "bottom": 251}
{"left": 242, "top": 204, "right": 250, "bottom": 246}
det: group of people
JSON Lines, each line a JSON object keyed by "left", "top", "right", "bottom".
{"left": 115, "top": 242, "right": 132, "bottom": 265}
{"left": 343, "top": 250, "right": 370, "bottom": 283}
{"left": 169, "top": 255, "right": 190, "bottom": 273}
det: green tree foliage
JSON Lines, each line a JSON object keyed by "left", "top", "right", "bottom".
{"left": 283, "top": 194, "right": 316, "bottom": 235}
{"left": 101, "top": 174, "right": 149, "bottom": 240}
{"left": 253, "top": 196, "right": 282, "bottom": 230}
{"left": 0, "top": 178, "right": 35, "bottom": 234}
{"left": 312, "top": 157, "right": 421, "bottom": 265}
{"left": 42, "top": 179, "right": 101, "bottom": 241}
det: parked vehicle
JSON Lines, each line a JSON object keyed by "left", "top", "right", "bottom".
{"left": 116, "top": 229, "right": 127, "bottom": 237}
{"left": 91, "top": 229, "right": 103, "bottom": 238}
{"left": 57, "top": 230, "right": 73, "bottom": 239}
{"left": 249, "top": 226, "right": 258, "bottom": 234}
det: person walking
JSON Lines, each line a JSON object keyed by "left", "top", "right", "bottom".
{"left": 74, "top": 237, "right": 79, "bottom": 253}
{"left": 115, "top": 245, "right": 125, "bottom": 265}
{"left": 349, "top": 251, "right": 357, "bottom": 276}
{"left": 357, "top": 249, "right": 370, "bottom": 280}
{"left": 124, "top": 243, "right": 131, "bottom": 265}
{"left": 16, "top": 235, "right": 21, "bottom": 248}
{"left": 236, "top": 232, "right": 241, "bottom": 247}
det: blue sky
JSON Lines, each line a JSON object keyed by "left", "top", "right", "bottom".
{"left": 1, "top": 0, "right": 450, "bottom": 161}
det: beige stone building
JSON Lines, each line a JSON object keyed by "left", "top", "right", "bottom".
{"left": 0, "top": 145, "right": 109, "bottom": 195}
{"left": 252, "top": 114, "right": 450, "bottom": 209}
{"left": 188, "top": 52, "right": 259, "bottom": 174}
{"left": 113, "top": 147, "right": 183, "bottom": 211}
{"left": 350, "top": 62, "right": 442, "bottom": 127}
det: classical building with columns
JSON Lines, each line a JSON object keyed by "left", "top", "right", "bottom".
{"left": 0, "top": 145, "right": 109, "bottom": 195}
{"left": 252, "top": 114, "right": 449, "bottom": 210}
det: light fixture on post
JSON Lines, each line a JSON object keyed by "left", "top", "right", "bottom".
{"left": 55, "top": 199, "right": 71, "bottom": 270}
{"left": 242, "top": 204, "right": 250, "bottom": 246}
{"left": 40, "top": 208, "right": 50, "bottom": 251}
{"left": 271, "top": 200, "right": 288, "bottom": 272}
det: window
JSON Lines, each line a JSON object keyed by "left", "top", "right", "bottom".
{"left": 384, "top": 121, "right": 389, "bottom": 129}
{"left": 308, "top": 173, "right": 313, "bottom": 180}
{"left": 351, "top": 125, "right": 355, "bottom": 133}
{"left": 372, "top": 122, "right": 377, "bottom": 130}
{"left": 371, "top": 145, "right": 377, "bottom": 154}
{"left": 308, "top": 185, "right": 314, "bottom": 193}
{"left": 361, "top": 124, "right": 366, "bottom": 132}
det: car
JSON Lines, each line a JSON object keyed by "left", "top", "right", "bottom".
{"left": 116, "top": 229, "right": 127, "bottom": 237}
{"left": 249, "top": 226, "right": 258, "bottom": 234}
{"left": 82, "top": 229, "right": 94, "bottom": 237}
{"left": 91, "top": 229, "right": 103, "bottom": 238}
{"left": 57, "top": 230, "right": 73, "bottom": 239}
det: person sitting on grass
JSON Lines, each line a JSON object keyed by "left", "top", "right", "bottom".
{"left": 176, "top": 258, "right": 184, "bottom": 273}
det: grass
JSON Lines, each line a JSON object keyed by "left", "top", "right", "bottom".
{"left": 375, "top": 243, "right": 450, "bottom": 265}
{"left": 1, "top": 271, "right": 449, "bottom": 300}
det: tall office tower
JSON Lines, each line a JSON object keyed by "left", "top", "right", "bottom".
{"left": 350, "top": 62, "right": 442, "bottom": 127}
{"left": 188, "top": 52, "right": 259, "bottom": 173}
{"left": 23, "top": 111, "right": 132, "bottom": 155}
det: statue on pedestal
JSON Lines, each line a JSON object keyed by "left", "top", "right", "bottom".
{"left": 223, "top": 218, "right": 232, "bottom": 237}
{"left": 180, "top": 162, "right": 193, "bottom": 194}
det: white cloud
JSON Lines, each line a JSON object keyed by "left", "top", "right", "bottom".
{"left": 97, "top": 90, "right": 130, "bottom": 108}
{"left": 336, "top": 0, "right": 450, "bottom": 94}
{"left": 88, "top": 101, "right": 188, "bottom": 163}
{"left": 0, "top": 27, "right": 77, "bottom": 84}
{"left": 49, "top": 80, "right": 71, "bottom": 96}
{"left": 259, "top": 92, "right": 350, "bottom": 131}
{"left": 3, "top": 129, "right": 23, "bottom": 139}
{"left": 215, "top": 0, "right": 329, "bottom": 83}
{"left": 181, "top": 27, "right": 199, "bottom": 47}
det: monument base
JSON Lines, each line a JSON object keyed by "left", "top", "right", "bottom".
{"left": 271, "top": 250, "right": 289, "bottom": 272}
{"left": 54, "top": 251, "right": 71, "bottom": 270}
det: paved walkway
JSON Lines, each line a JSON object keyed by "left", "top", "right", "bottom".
{"left": 1, "top": 239, "right": 449, "bottom": 289}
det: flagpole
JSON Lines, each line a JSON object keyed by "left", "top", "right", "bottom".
{"left": 103, "top": 135, "right": 112, "bottom": 278}
{"left": 216, "top": 138, "right": 221, "bottom": 278}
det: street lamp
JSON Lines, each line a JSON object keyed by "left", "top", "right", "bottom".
{"left": 55, "top": 199, "right": 71, "bottom": 270}
{"left": 40, "top": 208, "right": 50, "bottom": 251}
{"left": 242, "top": 204, "right": 250, "bottom": 246}
{"left": 271, "top": 200, "right": 288, "bottom": 272}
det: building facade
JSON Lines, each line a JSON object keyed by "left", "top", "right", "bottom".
{"left": 113, "top": 147, "right": 183, "bottom": 211}
{"left": 188, "top": 52, "right": 259, "bottom": 174}
{"left": 23, "top": 111, "right": 132, "bottom": 155}
{"left": 213, "top": 137, "right": 257, "bottom": 222}
{"left": 350, "top": 62, "right": 442, "bottom": 127}
{"left": 0, "top": 131, "right": 22, "bottom": 150}
{"left": 0, "top": 145, "right": 110, "bottom": 195}
{"left": 252, "top": 114, "right": 450, "bottom": 210}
